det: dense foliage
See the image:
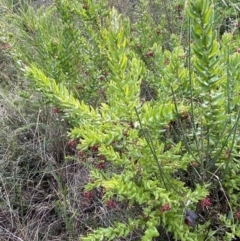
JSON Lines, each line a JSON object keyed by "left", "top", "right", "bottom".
{"left": 0, "top": 0, "right": 240, "bottom": 240}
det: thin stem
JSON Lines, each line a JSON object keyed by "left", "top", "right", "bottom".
{"left": 170, "top": 85, "right": 198, "bottom": 163}
{"left": 188, "top": 17, "right": 202, "bottom": 164}
{"left": 134, "top": 107, "right": 182, "bottom": 195}
{"left": 134, "top": 107, "right": 167, "bottom": 189}
{"left": 207, "top": 117, "right": 231, "bottom": 157}
{"left": 209, "top": 110, "right": 240, "bottom": 177}
{"left": 226, "top": 46, "right": 231, "bottom": 118}
{"left": 222, "top": 110, "right": 240, "bottom": 178}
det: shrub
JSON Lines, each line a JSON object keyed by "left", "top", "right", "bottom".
{"left": 1, "top": 0, "right": 240, "bottom": 240}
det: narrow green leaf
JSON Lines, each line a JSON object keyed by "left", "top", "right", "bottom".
{"left": 203, "top": 7, "right": 212, "bottom": 25}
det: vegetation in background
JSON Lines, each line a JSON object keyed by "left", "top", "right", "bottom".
{"left": 0, "top": 0, "right": 240, "bottom": 240}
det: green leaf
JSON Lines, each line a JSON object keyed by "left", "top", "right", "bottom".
{"left": 203, "top": 7, "right": 212, "bottom": 25}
